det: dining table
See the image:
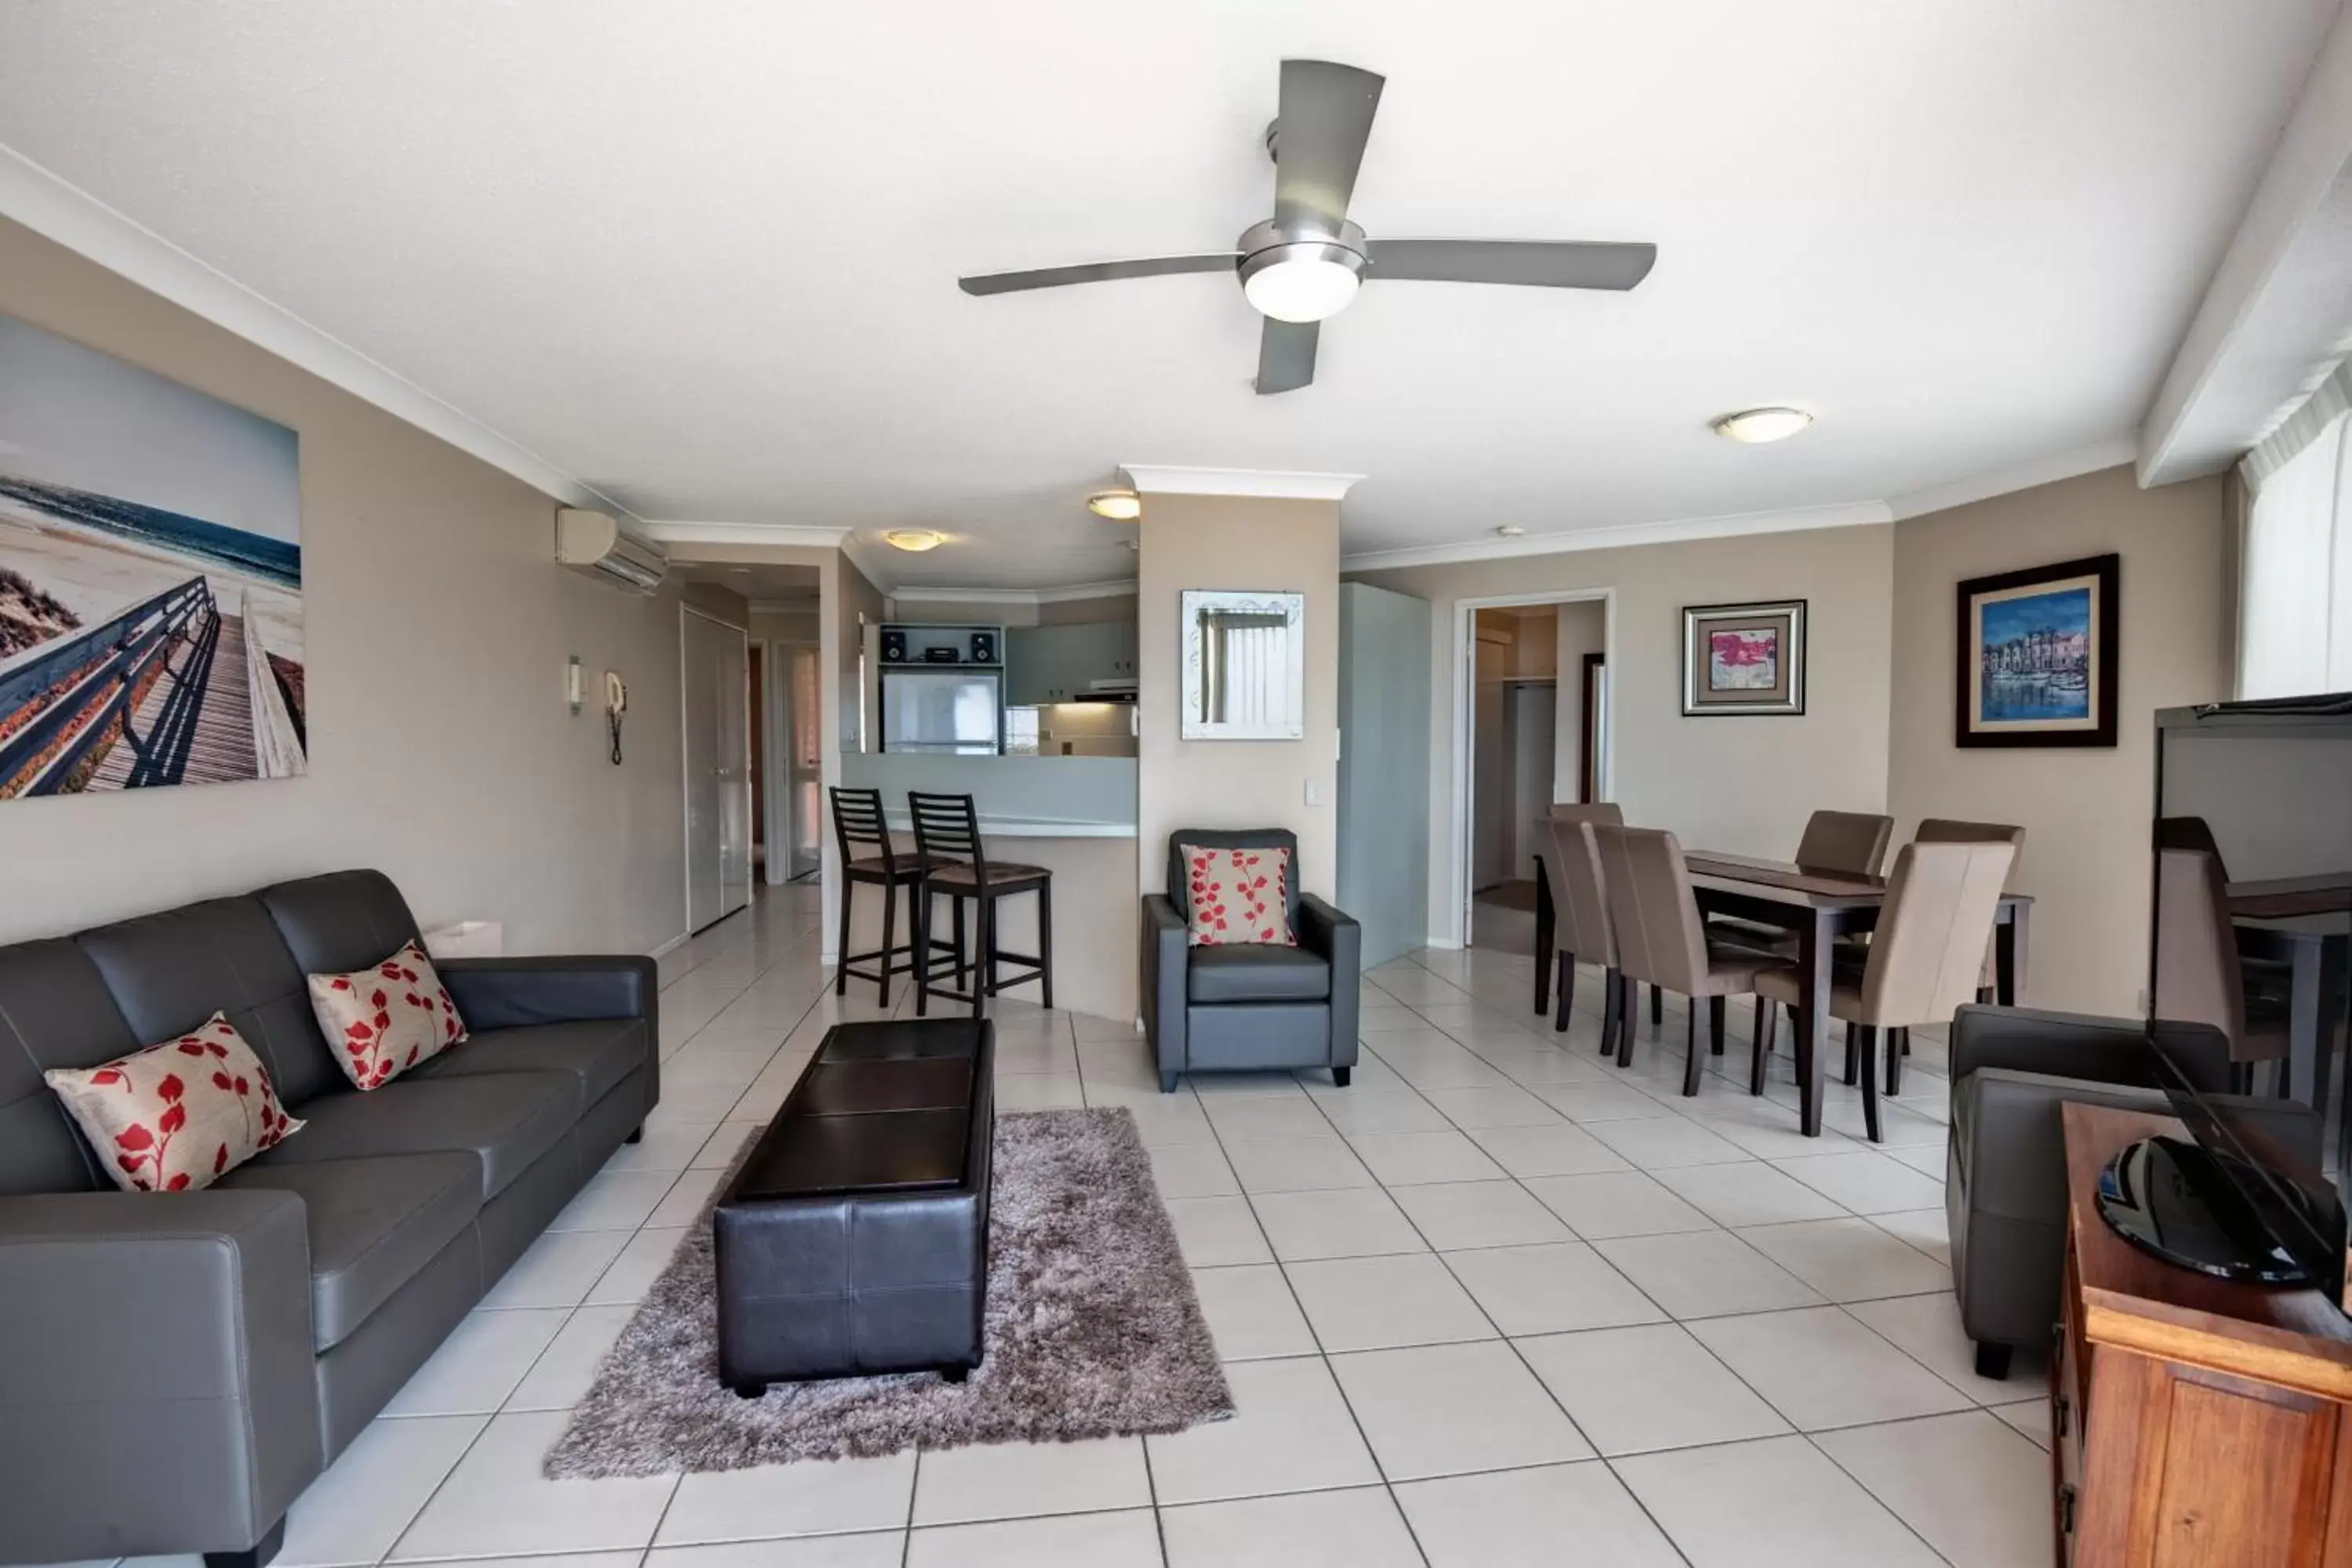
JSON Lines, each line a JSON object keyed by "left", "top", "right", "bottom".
{"left": 2225, "top": 873, "right": 2350, "bottom": 1116}
{"left": 1685, "top": 852, "right": 2034, "bottom": 1137}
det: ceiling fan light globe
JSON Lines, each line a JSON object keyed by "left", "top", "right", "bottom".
{"left": 1242, "top": 250, "right": 1362, "bottom": 323}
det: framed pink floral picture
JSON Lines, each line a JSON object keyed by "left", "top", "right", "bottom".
{"left": 1682, "top": 599, "right": 1806, "bottom": 716}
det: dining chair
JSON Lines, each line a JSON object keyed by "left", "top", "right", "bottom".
{"left": 1751, "top": 838, "right": 2018, "bottom": 1142}
{"left": 1794, "top": 809, "right": 1895, "bottom": 875}
{"left": 1593, "top": 825, "right": 1770, "bottom": 1096}
{"left": 2154, "top": 837, "right": 2290, "bottom": 1089}
{"left": 1914, "top": 818, "right": 2027, "bottom": 1003}
{"left": 1541, "top": 805, "right": 1624, "bottom": 1051}
{"left": 1742, "top": 808, "right": 1895, "bottom": 1053}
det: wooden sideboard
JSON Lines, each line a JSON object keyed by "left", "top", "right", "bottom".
{"left": 2057, "top": 1102, "right": 2352, "bottom": 1566}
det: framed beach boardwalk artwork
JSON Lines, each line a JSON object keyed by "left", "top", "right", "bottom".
{"left": 1955, "top": 552, "right": 2118, "bottom": 748}
{"left": 0, "top": 313, "right": 305, "bottom": 799}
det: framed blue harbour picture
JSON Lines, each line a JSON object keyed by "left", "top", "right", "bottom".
{"left": 0, "top": 312, "right": 305, "bottom": 799}
{"left": 1955, "top": 553, "right": 2118, "bottom": 748}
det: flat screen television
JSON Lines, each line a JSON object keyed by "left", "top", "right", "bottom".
{"left": 2146, "top": 694, "right": 2352, "bottom": 1305}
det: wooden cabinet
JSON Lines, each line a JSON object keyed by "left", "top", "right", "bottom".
{"left": 2056, "top": 1102, "right": 2352, "bottom": 1566}
{"left": 1005, "top": 622, "right": 1138, "bottom": 706}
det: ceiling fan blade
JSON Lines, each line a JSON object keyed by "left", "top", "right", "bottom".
{"left": 1364, "top": 239, "right": 1657, "bottom": 291}
{"left": 1272, "top": 60, "right": 1385, "bottom": 233}
{"left": 1255, "top": 318, "right": 1319, "bottom": 395}
{"left": 958, "top": 252, "right": 1237, "bottom": 296}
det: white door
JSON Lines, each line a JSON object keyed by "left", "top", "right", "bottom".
{"left": 1471, "top": 637, "right": 1508, "bottom": 892}
{"left": 682, "top": 608, "right": 751, "bottom": 932}
{"left": 1507, "top": 682, "right": 1558, "bottom": 880}
{"left": 785, "top": 644, "right": 822, "bottom": 880}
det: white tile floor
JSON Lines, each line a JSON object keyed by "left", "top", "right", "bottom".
{"left": 66, "top": 884, "right": 2055, "bottom": 1568}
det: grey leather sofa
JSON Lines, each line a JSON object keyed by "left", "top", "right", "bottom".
{"left": 1945, "top": 1004, "right": 2230, "bottom": 1378}
{"left": 1141, "top": 829, "right": 1360, "bottom": 1092}
{"left": 0, "top": 869, "right": 659, "bottom": 1568}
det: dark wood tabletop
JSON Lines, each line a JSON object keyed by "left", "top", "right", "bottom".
{"left": 1686, "top": 851, "right": 2035, "bottom": 909}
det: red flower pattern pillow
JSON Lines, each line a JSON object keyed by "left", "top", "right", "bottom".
{"left": 307, "top": 940, "right": 469, "bottom": 1091}
{"left": 1181, "top": 844, "right": 1297, "bottom": 946}
{"left": 45, "top": 1014, "right": 303, "bottom": 1192}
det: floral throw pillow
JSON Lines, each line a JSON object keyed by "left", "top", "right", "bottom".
{"left": 307, "top": 940, "right": 469, "bottom": 1091}
{"left": 1181, "top": 844, "right": 1297, "bottom": 946}
{"left": 45, "top": 1014, "right": 303, "bottom": 1193}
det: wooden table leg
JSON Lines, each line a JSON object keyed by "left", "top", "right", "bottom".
{"left": 1994, "top": 900, "right": 2029, "bottom": 1006}
{"left": 1532, "top": 855, "right": 1555, "bottom": 1017}
{"left": 1797, "top": 912, "right": 1833, "bottom": 1138}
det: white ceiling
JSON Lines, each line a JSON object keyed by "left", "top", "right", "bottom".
{"left": 0, "top": 2, "right": 2339, "bottom": 587}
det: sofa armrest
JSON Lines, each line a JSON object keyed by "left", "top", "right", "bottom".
{"left": 0, "top": 1189, "right": 322, "bottom": 1563}
{"left": 1299, "top": 895, "right": 1361, "bottom": 1070}
{"left": 438, "top": 954, "right": 656, "bottom": 1030}
{"left": 1141, "top": 895, "right": 1188, "bottom": 1080}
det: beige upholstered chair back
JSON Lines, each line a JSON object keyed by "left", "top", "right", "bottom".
{"left": 1857, "top": 840, "right": 2018, "bottom": 1027}
{"left": 1593, "top": 825, "right": 1708, "bottom": 994}
{"left": 2154, "top": 844, "right": 2257, "bottom": 1058}
{"left": 1544, "top": 811, "right": 1618, "bottom": 966}
{"left": 1794, "top": 810, "right": 1894, "bottom": 876}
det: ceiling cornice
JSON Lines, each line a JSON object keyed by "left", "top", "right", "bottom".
{"left": 889, "top": 579, "right": 1138, "bottom": 607}
{"left": 1341, "top": 500, "right": 1891, "bottom": 573}
{"left": 0, "top": 140, "right": 641, "bottom": 521}
{"left": 1883, "top": 434, "right": 2139, "bottom": 520}
{"left": 1120, "top": 465, "right": 1365, "bottom": 500}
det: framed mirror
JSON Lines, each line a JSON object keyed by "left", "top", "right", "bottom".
{"left": 1181, "top": 589, "right": 1305, "bottom": 740}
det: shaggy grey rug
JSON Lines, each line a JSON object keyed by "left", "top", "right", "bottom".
{"left": 543, "top": 1106, "right": 1232, "bottom": 1476}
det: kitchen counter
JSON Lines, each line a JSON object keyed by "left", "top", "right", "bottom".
{"left": 837, "top": 751, "right": 1139, "bottom": 1021}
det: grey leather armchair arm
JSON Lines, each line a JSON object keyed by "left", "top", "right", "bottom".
{"left": 1142, "top": 894, "right": 1189, "bottom": 1087}
{"left": 1945, "top": 1004, "right": 2230, "bottom": 1377}
{"left": 1298, "top": 895, "right": 1361, "bottom": 1078}
{"left": 0, "top": 1188, "right": 323, "bottom": 1565}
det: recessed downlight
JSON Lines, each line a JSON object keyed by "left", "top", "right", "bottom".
{"left": 1087, "top": 490, "right": 1143, "bottom": 521}
{"left": 883, "top": 529, "right": 946, "bottom": 553}
{"left": 1711, "top": 406, "right": 1814, "bottom": 445}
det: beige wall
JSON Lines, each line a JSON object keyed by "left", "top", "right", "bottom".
{"left": 1039, "top": 591, "right": 1138, "bottom": 627}
{"left": 1889, "top": 464, "right": 2234, "bottom": 1016}
{"left": 749, "top": 608, "right": 820, "bottom": 645}
{"left": 0, "top": 216, "right": 688, "bottom": 953}
{"left": 1353, "top": 524, "right": 1896, "bottom": 942}
{"left": 882, "top": 591, "right": 1138, "bottom": 630}
{"left": 1554, "top": 600, "right": 1607, "bottom": 803}
{"left": 1138, "top": 495, "right": 1340, "bottom": 899}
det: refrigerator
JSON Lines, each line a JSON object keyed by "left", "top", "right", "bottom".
{"left": 879, "top": 668, "right": 1003, "bottom": 753}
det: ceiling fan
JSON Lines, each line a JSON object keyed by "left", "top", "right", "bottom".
{"left": 956, "top": 59, "right": 1657, "bottom": 394}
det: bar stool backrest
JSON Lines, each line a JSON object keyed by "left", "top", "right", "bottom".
{"left": 908, "top": 792, "right": 992, "bottom": 885}
{"left": 831, "top": 786, "right": 897, "bottom": 873}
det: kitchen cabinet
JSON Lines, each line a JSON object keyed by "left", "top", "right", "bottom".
{"left": 1007, "top": 622, "right": 1138, "bottom": 705}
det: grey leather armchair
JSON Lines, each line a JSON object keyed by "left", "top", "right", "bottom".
{"left": 1945, "top": 1004, "right": 2232, "bottom": 1379}
{"left": 1142, "top": 829, "right": 1360, "bottom": 1092}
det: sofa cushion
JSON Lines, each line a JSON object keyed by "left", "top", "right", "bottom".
{"left": 75, "top": 895, "right": 347, "bottom": 1109}
{"left": 0, "top": 938, "right": 149, "bottom": 1195}
{"left": 1187, "top": 943, "right": 1331, "bottom": 1004}
{"left": 219, "top": 1151, "right": 481, "bottom": 1350}
{"left": 44, "top": 1014, "right": 304, "bottom": 1192}
{"left": 307, "top": 940, "right": 469, "bottom": 1091}
{"left": 407, "top": 1018, "right": 646, "bottom": 1115}
{"left": 251, "top": 1071, "right": 575, "bottom": 1200}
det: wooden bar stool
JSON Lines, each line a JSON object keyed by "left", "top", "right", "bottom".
{"left": 829, "top": 786, "right": 949, "bottom": 1005}
{"left": 909, "top": 791, "right": 1054, "bottom": 1018}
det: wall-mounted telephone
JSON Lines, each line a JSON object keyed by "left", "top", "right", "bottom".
{"left": 604, "top": 672, "right": 628, "bottom": 764}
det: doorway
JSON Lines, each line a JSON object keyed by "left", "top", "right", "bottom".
{"left": 682, "top": 606, "right": 753, "bottom": 933}
{"left": 760, "top": 641, "right": 822, "bottom": 883}
{"left": 1454, "top": 591, "right": 1612, "bottom": 949}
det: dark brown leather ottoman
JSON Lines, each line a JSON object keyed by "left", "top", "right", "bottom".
{"left": 713, "top": 1018, "right": 994, "bottom": 1392}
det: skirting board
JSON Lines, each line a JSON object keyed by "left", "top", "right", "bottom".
{"left": 648, "top": 931, "right": 691, "bottom": 960}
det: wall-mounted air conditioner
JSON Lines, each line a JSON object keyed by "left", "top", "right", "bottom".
{"left": 556, "top": 509, "right": 667, "bottom": 593}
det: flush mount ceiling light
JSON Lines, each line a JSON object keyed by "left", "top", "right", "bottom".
{"left": 1711, "top": 406, "right": 1814, "bottom": 445}
{"left": 1087, "top": 489, "right": 1143, "bottom": 521}
{"left": 883, "top": 529, "right": 946, "bottom": 552}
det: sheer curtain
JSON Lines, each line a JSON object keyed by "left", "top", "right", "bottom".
{"left": 1203, "top": 612, "right": 1290, "bottom": 725}
{"left": 2239, "top": 362, "right": 2352, "bottom": 699}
